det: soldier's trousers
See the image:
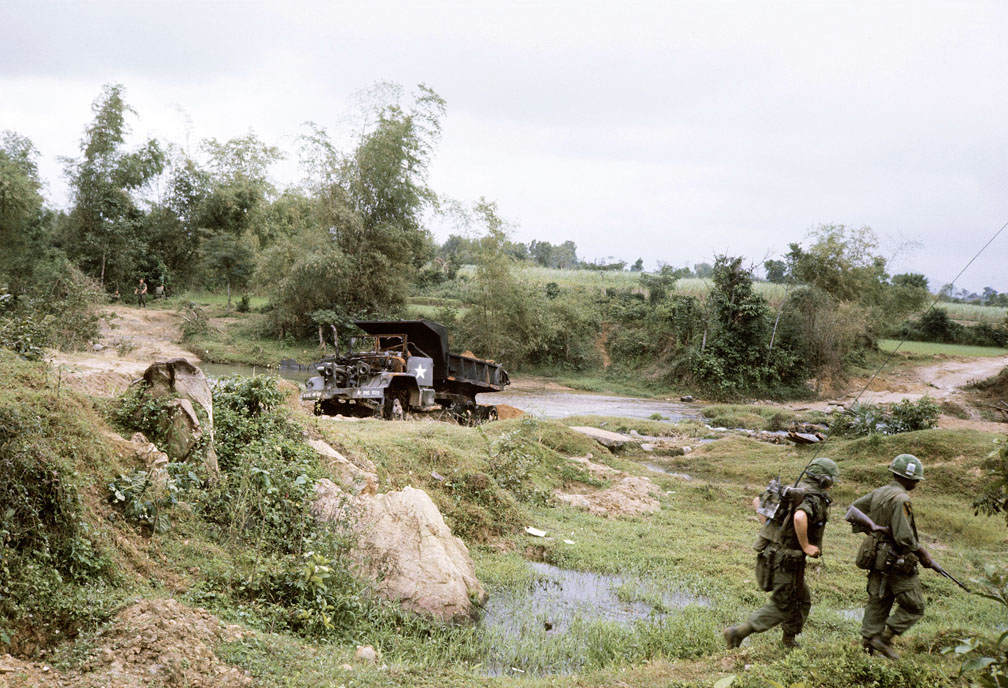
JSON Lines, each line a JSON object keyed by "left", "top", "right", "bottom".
{"left": 861, "top": 570, "right": 925, "bottom": 639}
{"left": 747, "top": 564, "right": 811, "bottom": 636}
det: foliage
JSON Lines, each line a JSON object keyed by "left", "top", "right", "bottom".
{"left": 690, "top": 256, "right": 805, "bottom": 399}
{"left": 974, "top": 437, "right": 1008, "bottom": 525}
{"left": 942, "top": 565, "right": 1008, "bottom": 687}
{"left": 457, "top": 199, "right": 548, "bottom": 366}
{"left": 202, "top": 376, "right": 320, "bottom": 553}
{"left": 199, "top": 232, "right": 255, "bottom": 306}
{"left": 828, "top": 397, "right": 940, "bottom": 437}
{"left": 61, "top": 83, "right": 166, "bottom": 291}
{"left": 483, "top": 417, "right": 549, "bottom": 504}
{"left": 178, "top": 301, "right": 210, "bottom": 341}
{"left": 899, "top": 307, "right": 1008, "bottom": 348}
{"left": 107, "top": 463, "right": 200, "bottom": 534}
{"left": 0, "top": 266, "right": 101, "bottom": 358}
{"left": 263, "top": 83, "right": 445, "bottom": 337}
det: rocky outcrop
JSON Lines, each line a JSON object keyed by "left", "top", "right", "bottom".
{"left": 332, "top": 486, "right": 486, "bottom": 622}
{"left": 554, "top": 455, "right": 661, "bottom": 518}
{"left": 136, "top": 359, "right": 218, "bottom": 474}
{"left": 306, "top": 439, "right": 377, "bottom": 495}
{"left": 569, "top": 426, "right": 636, "bottom": 449}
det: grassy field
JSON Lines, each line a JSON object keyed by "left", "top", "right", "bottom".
{"left": 4, "top": 343, "right": 1006, "bottom": 687}
{"left": 878, "top": 338, "right": 1008, "bottom": 357}
{"left": 940, "top": 301, "right": 1008, "bottom": 324}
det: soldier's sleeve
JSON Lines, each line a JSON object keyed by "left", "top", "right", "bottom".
{"left": 851, "top": 492, "right": 872, "bottom": 514}
{"left": 890, "top": 496, "right": 919, "bottom": 552}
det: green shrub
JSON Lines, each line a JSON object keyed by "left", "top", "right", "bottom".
{"left": 107, "top": 463, "right": 200, "bottom": 535}
{"left": 830, "top": 398, "right": 939, "bottom": 437}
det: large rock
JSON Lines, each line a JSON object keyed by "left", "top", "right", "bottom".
{"left": 350, "top": 486, "right": 485, "bottom": 622}
{"left": 138, "top": 359, "right": 218, "bottom": 474}
{"left": 569, "top": 426, "right": 635, "bottom": 449}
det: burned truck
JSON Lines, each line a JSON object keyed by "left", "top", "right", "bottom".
{"left": 301, "top": 319, "right": 509, "bottom": 422}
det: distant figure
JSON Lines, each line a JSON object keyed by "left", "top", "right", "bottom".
{"left": 135, "top": 278, "right": 148, "bottom": 307}
{"left": 110, "top": 289, "right": 120, "bottom": 303}
{"left": 155, "top": 283, "right": 165, "bottom": 300}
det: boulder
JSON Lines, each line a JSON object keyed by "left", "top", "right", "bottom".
{"left": 569, "top": 426, "right": 635, "bottom": 449}
{"left": 131, "top": 432, "right": 170, "bottom": 494}
{"left": 351, "top": 486, "right": 486, "bottom": 622}
{"left": 138, "top": 359, "right": 218, "bottom": 474}
{"left": 307, "top": 438, "right": 377, "bottom": 495}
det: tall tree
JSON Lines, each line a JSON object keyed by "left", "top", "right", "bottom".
{"left": 61, "top": 84, "right": 164, "bottom": 290}
{"left": 0, "top": 131, "right": 48, "bottom": 292}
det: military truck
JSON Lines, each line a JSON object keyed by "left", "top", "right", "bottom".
{"left": 301, "top": 319, "right": 509, "bottom": 422}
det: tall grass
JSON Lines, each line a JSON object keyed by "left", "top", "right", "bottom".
{"left": 939, "top": 301, "right": 1008, "bottom": 324}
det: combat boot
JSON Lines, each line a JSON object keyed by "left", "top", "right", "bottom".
{"left": 781, "top": 632, "right": 800, "bottom": 648}
{"left": 868, "top": 627, "right": 900, "bottom": 661}
{"left": 723, "top": 623, "right": 754, "bottom": 649}
{"left": 861, "top": 637, "right": 875, "bottom": 655}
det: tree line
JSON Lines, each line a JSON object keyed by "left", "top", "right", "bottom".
{"left": 3, "top": 82, "right": 1002, "bottom": 397}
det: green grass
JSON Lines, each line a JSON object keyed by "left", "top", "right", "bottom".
{"left": 174, "top": 289, "right": 270, "bottom": 310}
{"left": 878, "top": 339, "right": 1008, "bottom": 357}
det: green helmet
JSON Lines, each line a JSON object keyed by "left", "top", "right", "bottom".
{"left": 889, "top": 453, "right": 924, "bottom": 481}
{"left": 806, "top": 457, "right": 839, "bottom": 484}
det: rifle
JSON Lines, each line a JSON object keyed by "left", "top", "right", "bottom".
{"left": 929, "top": 561, "right": 971, "bottom": 593}
{"left": 844, "top": 505, "right": 970, "bottom": 592}
{"left": 845, "top": 505, "right": 891, "bottom": 535}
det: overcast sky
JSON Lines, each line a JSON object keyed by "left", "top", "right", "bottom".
{"left": 2, "top": 0, "right": 1007, "bottom": 292}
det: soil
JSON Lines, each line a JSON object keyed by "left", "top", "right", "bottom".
{"left": 0, "top": 599, "right": 250, "bottom": 688}
{"left": 46, "top": 305, "right": 201, "bottom": 397}
{"left": 788, "top": 353, "right": 1008, "bottom": 431}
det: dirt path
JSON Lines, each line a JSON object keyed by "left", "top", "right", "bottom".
{"left": 46, "top": 304, "right": 200, "bottom": 397}
{"left": 789, "top": 352, "right": 1008, "bottom": 432}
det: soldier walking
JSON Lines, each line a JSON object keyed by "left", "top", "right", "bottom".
{"left": 724, "top": 457, "right": 839, "bottom": 649}
{"left": 849, "top": 454, "right": 933, "bottom": 660}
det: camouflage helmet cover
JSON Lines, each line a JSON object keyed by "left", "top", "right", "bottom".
{"left": 806, "top": 457, "right": 839, "bottom": 480}
{"left": 889, "top": 453, "right": 924, "bottom": 481}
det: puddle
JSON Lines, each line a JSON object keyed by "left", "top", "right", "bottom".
{"left": 479, "top": 562, "right": 708, "bottom": 675}
{"left": 477, "top": 390, "right": 700, "bottom": 421}
{"left": 643, "top": 463, "right": 692, "bottom": 480}
{"left": 837, "top": 608, "right": 864, "bottom": 621}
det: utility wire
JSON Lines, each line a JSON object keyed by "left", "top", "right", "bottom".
{"left": 792, "top": 217, "right": 1008, "bottom": 486}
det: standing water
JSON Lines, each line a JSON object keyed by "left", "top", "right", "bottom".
{"left": 478, "top": 562, "right": 709, "bottom": 675}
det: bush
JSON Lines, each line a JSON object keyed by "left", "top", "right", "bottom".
{"left": 829, "top": 398, "right": 939, "bottom": 437}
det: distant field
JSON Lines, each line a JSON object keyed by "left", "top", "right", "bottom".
{"left": 939, "top": 301, "right": 1008, "bottom": 324}
{"left": 175, "top": 290, "right": 269, "bottom": 309}
{"left": 878, "top": 338, "right": 1008, "bottom": 357}
{"left": 497, "top": 268, "right": 792, "bottom": 305}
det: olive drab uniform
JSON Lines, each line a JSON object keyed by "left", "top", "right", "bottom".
{"left": 748, "top": 480, "right": 831, "bottom": 636}
{"left": 852, "top": 483, "right": 925, "bottom": 640}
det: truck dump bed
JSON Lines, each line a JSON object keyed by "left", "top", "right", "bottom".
{"left": 354, "top": 319, "right": 509, "bottom": 394}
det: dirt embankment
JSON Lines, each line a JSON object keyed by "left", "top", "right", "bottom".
{"left": 47, "top": 305, "right": 200, "bottom": 397}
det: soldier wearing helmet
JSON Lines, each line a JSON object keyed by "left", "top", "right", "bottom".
{"left": 724, "top": 457, "right": 838, "bottom": 650}
{"left": 849, "top": 453, "right": 933, "bottom": 660}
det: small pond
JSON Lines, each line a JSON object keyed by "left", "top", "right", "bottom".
{"left": 478, "top": 561, "right": 709, "bottom": 675}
